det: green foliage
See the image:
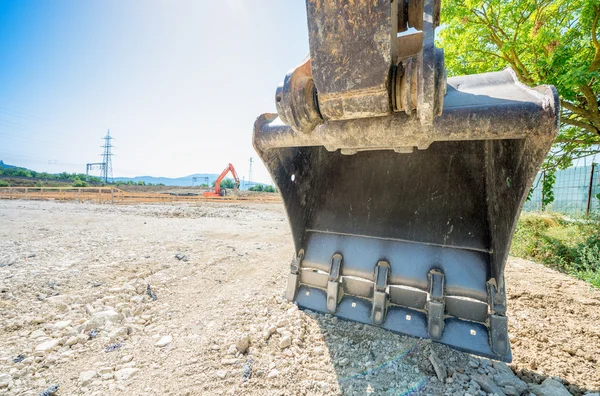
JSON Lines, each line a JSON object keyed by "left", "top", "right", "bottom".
{"left": 72, "top": 177, "right": 89, "bottom": 187}
{"left": 249, "top": 184, "right": 277, "bottom": 193}
{"left": 0, "top": 180, "right": 9, "bottom": 187}
{"left": 511, "top": 213, "right": 600, "bottom": 287}
{"left": 217, "top": 178, "right": 236, "bottom": 189}
{"left": 541, "top": 170, "right": 556, "bottom": 209}
{"left": 439, "top": 0, "right": 600, "bottom": 197}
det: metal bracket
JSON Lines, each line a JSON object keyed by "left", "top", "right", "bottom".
{"left": 285, "top": 250, "right": 304, "bottom": 302}
{"left": 326, "top": 253, "right": 343, "bottom": 313}
{"left": 371, "top": 261, "right": 390, "bottom": 325}
{"left": 487, "top": 280, "right": 509, "bottom": 356}
{"left": 487, "top": 280, "right": 507, "bottom": 315}
{"left": 427, "top": 269, "right": 445, "bottom": 340}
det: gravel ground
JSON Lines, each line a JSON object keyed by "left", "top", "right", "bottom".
{"left": 0, "top": 200, "right": 599, "bottom": 395}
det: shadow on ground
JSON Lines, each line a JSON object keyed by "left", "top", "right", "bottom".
{"left": 309, "top": 312, "right": 597, "bottom": 396}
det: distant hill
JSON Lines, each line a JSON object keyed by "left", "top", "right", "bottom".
{"left": 114, "top": 173, "right": 219, "bottom": 187}
{"left": 0, "top": 160, "right": 21, "bottom": 170}
{"left": 0, "top": 160, "right": 258, "bottom": 188}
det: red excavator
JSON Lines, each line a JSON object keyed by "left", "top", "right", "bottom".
{"left": 202, "top": 163, "right": 240, "bottom": 197}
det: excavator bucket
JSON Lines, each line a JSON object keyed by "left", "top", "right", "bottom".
{"left": 253, "top": 0, "right": 558, "bottom": 362}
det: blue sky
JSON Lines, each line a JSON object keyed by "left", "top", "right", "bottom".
{"left": 0, "top": 0, "right": 309, "bottom": 182}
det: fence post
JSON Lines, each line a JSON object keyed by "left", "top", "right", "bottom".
{"left": 25, "top": 188, "right": 28, "bottom": 200}
{"left": 586, "top": 163, "right": 595, "bottom": 216}
{"left": 111, "top": 188, "right": 114, "bottom": 204}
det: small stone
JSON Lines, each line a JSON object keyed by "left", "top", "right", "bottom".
{"left": 30, "top": 329, "right": 46, "bottom": 339}
{"left": 338, "top": 357, "right": 350, "bottom": 367}
{"left": 155, "top": 335, "right": 172, "bottom": 348}
{"left": 473, "top": 375, "right": 505, "bottom": 396}
{"left": 87, "top": 310, "right": 123, "bottom": 330}
{"left": 276, "top": 319, "right": 288, "bottom": 328}
{"left": 85, "top": 304, "right": 95, "bottom": 315}
{"left": 121, "top": 355, "right": 134, "bottom": 363}
{"left": 64, "top": 336, "right": 78, "bottom": 347}
{"left": 53, "top": 320, "right": 72, "bottom": 330}
{"left": 227, "top": 345, "right": 237, "bottom": 355}
{"left": 429, "top": 352, "right": 447, "bottom": 381}
{"left": 114, "top": 368, "right": 139, "bottom": 381}
{"left": 38, "top": 384, "right": 59, "bottom": 396}
{"left": 279, "top": 336, "right": 291, "bottom": 350}
{"left": 236, "top": 334, "right": 250, "bottom": 354}
{"left": 35, "top": 339, "right": 59, "bottom": 353}
{"left": 221, "top": 358, "right": 237, "bottom": 365}
{"left": 267, "top": 369, "right": 279, "bottom": 378}
{"left": 529, "top": 378, "right": 571, "bottom": 396}
{"left": 79, "top": 370, "right": 97, "bottom": 385}
{"left": 216, "top": 370, "right": 227, "bottom": 379}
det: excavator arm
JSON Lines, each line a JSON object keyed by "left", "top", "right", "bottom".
{"left": 253, "top": 0, "right": 558, "bottom": 362}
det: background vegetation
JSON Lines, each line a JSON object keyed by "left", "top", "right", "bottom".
{"left": 439, "top": 0, "right": 600, "bottom": 202}
{"left": 511, "top": 213, "right": 600, "bottom": 287}
{"left": 249, "top": 184, "right": 277, "bottom": 193}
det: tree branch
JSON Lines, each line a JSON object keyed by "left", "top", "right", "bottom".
{"left": 561, "top": 116, "right": 600, "bottom": 136}
{"left": 579, "top": 84, "right": 599, "bottom": 117}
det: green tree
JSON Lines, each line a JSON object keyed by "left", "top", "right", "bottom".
{"left": 72, "top": 177, "right": 88, "bottom": 187}
{"left": 215, "top": 178, "right": 236, "bottom": 189}
{"left": 439, "top": 1, "right": 600, "bottom": 201}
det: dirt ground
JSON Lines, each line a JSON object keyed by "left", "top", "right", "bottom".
{"left": 0, "top": 200, "right": 598, "bottom": 395}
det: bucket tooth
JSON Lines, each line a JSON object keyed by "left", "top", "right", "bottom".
{"left": 326, "top": 253, "right": 343, "bottom": 313}
{"left": 490, "top": 314, "right": 510, "bottom": 356}
{"left": 285, "top": 251, "right": 304, "bottom": 302}
{"left": 427, "top": 270, "right": 445, "bottom": 340}
{"left": 371, "top": 261, "right": 390, "bottom": 325}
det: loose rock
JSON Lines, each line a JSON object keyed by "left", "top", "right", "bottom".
{"left": 236, "top": 334, "right": 250, "bottom": 354}
{"left": 529, "top": 378, "right": 571, "bottom": 396}
{"left": 155, "top": 335, "right": 173, "bottom": 347}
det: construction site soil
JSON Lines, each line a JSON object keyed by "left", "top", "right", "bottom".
{"left": 0, "top": 200, "right": 598, "bottom": 395}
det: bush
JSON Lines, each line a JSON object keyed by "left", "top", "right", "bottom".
{"left": 72, "top": 177, "right": 89, "bottom": 187}
{"left": 0, "top": 179, "right": 9, "bottom": 187}
{"left": 511, "top": 213, "right": 600, "bottom": 287}
{"left": 217, "top": 178, "right": 236, "bottom": 189}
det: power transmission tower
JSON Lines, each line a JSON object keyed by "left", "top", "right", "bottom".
{"left": 249, "top": 157, "right": 253, "bottom": 183}
{"left": 100, "top": 130, "right": 114, "bottom": 183}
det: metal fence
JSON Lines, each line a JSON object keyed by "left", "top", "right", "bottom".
{"left": 523, "top": 164, "right": 599, "bottom": 215}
